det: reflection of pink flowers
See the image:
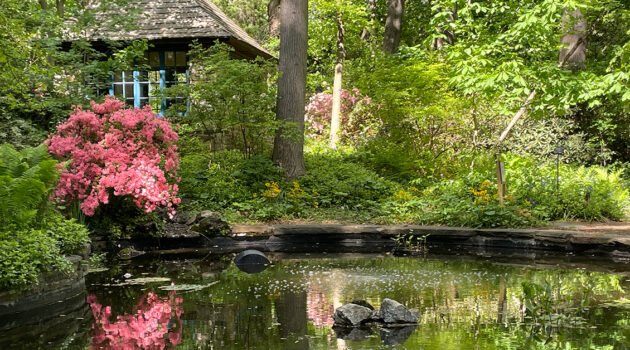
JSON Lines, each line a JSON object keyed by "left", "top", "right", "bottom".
{"left": 46, "top": 96, "right": 180, "bottom": 218}
{"left": 306, "top": 283, "right": 334, "bottom": 327}
{"left": 88, "top": 292, "right": 183, "bottom": 349}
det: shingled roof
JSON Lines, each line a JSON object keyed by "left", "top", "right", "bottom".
{"left": 83, "top": 0, "right": 272, "bottom": 58}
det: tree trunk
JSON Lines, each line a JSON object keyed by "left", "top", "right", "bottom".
{"left": 329, "top": 12, "right": 345, "bottom": 149}
{"left": 38, "top": 0, "right": 49, "bottom": 10}
{"left": 272, "top": 0, "right": 307, "bottom": 181}
{"left": 383, "top": 0, "right": 404, "bottom": 54}
{"left": 559, "top": 8, "right": 586, "bottom": 70}
{"left": 56, "top": 0, "right": 65, "bottom": 17}
{"left": 329, "top": 63, "right": 343, "bottom": 149}
{"left": 268, "top": 0, "right": 281, "bottom": 39}
{"left": 432, "top": 6, "right": 456, "bottom": 50}
{"left": 360, "top": 0, "right": 377, "bottom": 40}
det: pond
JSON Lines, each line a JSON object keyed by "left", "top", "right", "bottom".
{"left": 3, "top": 252, "right": 630, "bottom": 349}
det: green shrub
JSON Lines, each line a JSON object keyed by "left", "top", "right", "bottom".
{"left": 0, "top": 143, "right": 59, "bottom": 228}
{"left": 383, "top": 153, "right": 629, "bottom": 227}
{"left": 300, "top": 151, "right": 399, "bottom": 209}
{"left": 0, "top": 143, "right": 90, "bottom": 290}
{"left": 166, "top": 42, "right": 277, "bottom": 156}
{"left": 178, "top": 147, "right": 283, "bottom": 210}
{"left": 0, "top": 213, "right": 89, "bottom": 289}
{"left": 505, "top": 154, "right": 628, "bottom": 221}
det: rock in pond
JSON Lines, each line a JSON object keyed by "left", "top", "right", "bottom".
{"left": 333, "top": 303, "right": 374, "bottom": 327}
{"left": 189, "top": 210, "right": 229, "bottom": 235}
{"left": 233, "top": 250, "right": 271, "bottom": 274}
{"left": 350, "top": 299, "right": 375, "bottom": 310}
{"left": 374, "top": 298, "right": 420, "bottom": 324}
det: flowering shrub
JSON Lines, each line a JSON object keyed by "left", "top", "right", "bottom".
{"left": 88, "top": 291, "right": 183, "bottom": 349}
{"left": 46, "top": 97, "right": 180, "bottom": 217}
{"left": 304, "top": 88, "right": 372, "bottom": 140}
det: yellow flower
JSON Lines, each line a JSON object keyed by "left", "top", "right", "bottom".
{"left": 393, "top": 190, "right": 413, "bottom": 202}
{"left": 289, "top": 181, "right": 305, "bottom": 199}
{"left": 262, "top": 181, "right": 281, "bottom": 198}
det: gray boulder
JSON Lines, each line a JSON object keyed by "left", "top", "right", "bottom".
{"left": 350, "top": 299, "right": 375, "bottom": 310}
{"left": 190, "top": 210, "right": 229, "bottom": 235}
{"left": 374, "top": 298, "right": 420, "bottom": 324}
{"left": 333, "top": 303, "right": 374, "bottom": 327}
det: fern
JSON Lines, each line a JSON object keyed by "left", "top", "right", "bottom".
{"left": 0, "top": 143, "right": 59, "bottom": 228}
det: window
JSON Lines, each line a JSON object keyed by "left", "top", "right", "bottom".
{"left": 109, "top": 50, "right": 189, "bottom": 116}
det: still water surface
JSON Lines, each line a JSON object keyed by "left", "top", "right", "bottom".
{"left": 4, "top": 253, "right": 630, "bottom": 349}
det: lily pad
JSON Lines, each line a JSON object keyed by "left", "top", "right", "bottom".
{"left": 158, "top": 281, "right": 219, "bottom": 292}
{"left": 103, "top": 277, "right": 171, "bottom": 286}
{"left": 87, "top": 267, "right": 109, "bottom": 274}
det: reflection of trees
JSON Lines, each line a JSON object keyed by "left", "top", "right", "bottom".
{"left": 97, "top": 256, "right": 629, "bottom": 349}
{"left": 276, "top": 290, "right": 309, "bottom": 350}
{"left": 87, "top": 292, "right": 183, "bottom": 349}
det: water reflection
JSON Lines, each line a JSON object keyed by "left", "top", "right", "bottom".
{"left": 4, "top": 254, "right": 630, "bottom": 349}
{"left": 88, "top": 292, "right": 183, "bottom": 349}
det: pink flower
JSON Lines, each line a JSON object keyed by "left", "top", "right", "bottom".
{"left": 47, "top": 96, "right": 180, "bottom": 217}
{"left": 304, "top": 88, "right": 372, "bottom": 138}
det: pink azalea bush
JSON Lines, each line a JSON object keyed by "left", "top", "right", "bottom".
{"left": 88, "top": 291, "right": 183, "bottom": 349}
{"left": 46, "top": 96, "right": 180, "bottom": 217}
{"left": 304, "top": 87, "right": 372, "bottom": 139}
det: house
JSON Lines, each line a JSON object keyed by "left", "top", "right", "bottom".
{"left": 75, "top": 0, "right": 272, "bottom": 115}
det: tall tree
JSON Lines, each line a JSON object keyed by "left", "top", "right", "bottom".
{"left": 272, "top": 0, "right": 308, "bottom": 180}
{"left": 383, "top": 0, "right": 404, "bottom": 53}
{"left": 329, "top": 10, "right": 346, "bottom": 149}
{"left": 268, "top": 0, "right": 281, "bottom": 38}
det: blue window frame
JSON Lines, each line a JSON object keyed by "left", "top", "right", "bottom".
{"left": 110, "top": 50, "right": 189, "bottom": 116}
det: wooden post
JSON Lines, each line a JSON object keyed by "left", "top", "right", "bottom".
{"left": 495, "top": 89, "right": 536, "bottom": 205}
{"left": 496, "top": 158, "right": 505, "bottom": 205}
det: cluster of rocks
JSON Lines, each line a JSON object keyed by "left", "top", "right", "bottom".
{"left": 332, "top": 298, "right": 420, "bottom": 345}
{"left": 166, "top": 210, "right": 230, "bottom": 238}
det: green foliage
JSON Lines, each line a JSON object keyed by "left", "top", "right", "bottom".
{"left": 179, "top": 130, "right": 628, "bottom": 226}
{"left": 213, "top": 0, "right": 273, "bottom": 49}
{"left": 86, "top": 196, "right": 165, "bottom": 239}
{"left": 382, "top": 153, "right": 628, "bottom": 227}
{"left": 0, "top": 143, "right": 90, "bottom": 290}
{"left": 0, "top": 143, "right": 59, "bottom": 229}
{"left": 166, "top": 43, "right": 277, "bottom": 156}
{"left": 505, "top": 117, "right": 609, "bottom": 165}
{"left": 0, "top": 112, "right": 48, "bottom": 149}
{"left": 347, "top": 50, "right": 475, "bottom": 178}
{"left": 177, "top": 140, "right": 397, "bottom": 221}
{"left": 299, "top": 150, "right": 398, "bottom": 209}
{"left": 0, "top": 212, "right": 89, "bottom": 290}
{"left": 0, "top": 0, "right": 147, "bottom": 135}
{"left": 178, "top": 136, "right": 283, "bottom": 210}
{"left": 505, "top": 153, "right": 628, "bottom": 221}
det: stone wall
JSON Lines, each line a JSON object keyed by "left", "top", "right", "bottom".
{"left": 0, "top": 244, "right": 90, "bottom": 334}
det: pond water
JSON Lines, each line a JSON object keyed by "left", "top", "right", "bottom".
{"left": 4, "top": 253, "right": 630, "bottom": 349}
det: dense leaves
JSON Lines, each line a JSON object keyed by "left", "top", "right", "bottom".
{"left": 0, "top": 144, "right": 89, "bottom": 289}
